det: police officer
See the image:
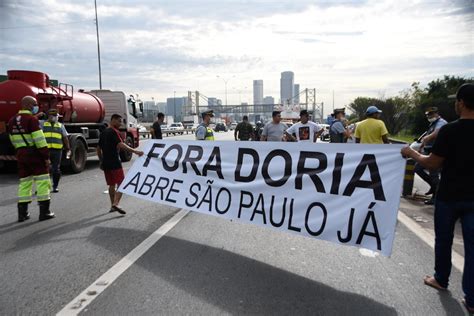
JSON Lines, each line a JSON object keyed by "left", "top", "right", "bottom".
{"left": 415, "top": 107, "right": 447, "bottom": 205}
{"left": 329, "top": 108, "right": 351, "bottom": 143}
{"left": 8, "top": 96, "right": 55, "bottom": 222}
{"left": 195, "top": 110, "right": 215, "bottom": 140}
{"left": 42, "top": 109, "right": 70, "bottom": 193}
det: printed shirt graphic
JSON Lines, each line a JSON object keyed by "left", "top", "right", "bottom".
{"left": 286, "top": 121, "right": 321, "bottom": 142}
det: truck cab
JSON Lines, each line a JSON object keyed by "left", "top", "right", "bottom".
{"left": 87, "top": 90, "right": 141, "bottom": 161}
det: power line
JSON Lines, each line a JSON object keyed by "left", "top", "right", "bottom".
{"left": 0, "top": 20, "right": 94, "bottom": 30}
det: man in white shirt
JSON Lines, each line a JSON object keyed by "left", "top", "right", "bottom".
{"left": 285, "top": 110, "right": 322, "bottom": 142}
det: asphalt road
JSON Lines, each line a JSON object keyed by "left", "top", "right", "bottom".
{"left": 0, "top": 131, "right": 468, "bottom": 315}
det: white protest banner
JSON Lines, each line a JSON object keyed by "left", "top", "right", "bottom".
{"left": 119, "top": 140, "right": 406, "bottom": 256}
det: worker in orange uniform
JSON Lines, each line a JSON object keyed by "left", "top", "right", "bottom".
{"left": 8, "top": 96, "right": 55, "bottom": 222}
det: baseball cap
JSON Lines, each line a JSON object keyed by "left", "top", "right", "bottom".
{"left": 201, "top": 110, "right": 214, "bottom": 118}
{"left": 366, "top": 105, "right": 382, "bottom": 115}
{"left": 424, "top": 107, "right": 438, "bottom": 115}
{"left": 449, "top": 83, "right": 474, "bottom": 104}
{"left": 47, "top": 109, "right": 59, "bottom": 116}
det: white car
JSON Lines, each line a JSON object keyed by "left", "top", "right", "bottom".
{"left": 168, "top": 122, "right": 185, "bottom": 135}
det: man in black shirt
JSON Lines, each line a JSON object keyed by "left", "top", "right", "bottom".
{"left": 401, "top": 83, "right": 474, "bottom": 313}
{"left": 97, "top": 114, "right": 144, "bottom": 215}
{"left": 150, "top": 112, "right": 164, "bottom": 139}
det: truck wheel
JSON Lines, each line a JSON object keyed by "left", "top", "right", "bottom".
{"left": 70, "top": 138, "right": 87, "bottom": 173}
{"left": 120, "top": 135, "right": 133, "bottom": 162}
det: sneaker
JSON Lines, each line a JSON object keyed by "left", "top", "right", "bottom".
{"left": 52, "top": 188, "right": 59, "bottom": 193}
{"left": 112, "top": 205, "right": 126, "bottom": 215}
{"left": 424, "top": 198, "right": 435, "bottom": 205}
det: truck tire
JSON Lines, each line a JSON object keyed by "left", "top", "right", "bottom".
{"left": 69, "top": 137, "right": 87, "bottom": 173}
{"left": 120, "top": 135, "right": 133, "bottom": 162}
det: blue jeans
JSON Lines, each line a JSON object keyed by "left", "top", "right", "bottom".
{"left": 434, "top": 199, "right": 474, "bottom": 307}
{"left": 414, "top": 162, "right": 439, "bottom": 193}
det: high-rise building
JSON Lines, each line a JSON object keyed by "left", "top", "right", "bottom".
{"left": 166, "top": 97, "right": 188, "bottom": 122}
{"left": 293, "top": 84, "right": 300, "bottom": 105}
{"left": 253, "top": 80, "right": 263, "bottom": 105}
{"left": 143, "top": 101, "right": 158, "bottom": 122}
{"left": 156, "top": 102, "right": 166, "bottom": 113}
{"left": 262, "top": 96, "right": 275, "bottom": 114}
{"left": 207, "top": 97, "right": 222, "bottom": 106}
{"left": 263, "top": 96, "right": 275, "bottom": 105}
{"left": 280, "top": 71, "right": 294, "bottom": 105}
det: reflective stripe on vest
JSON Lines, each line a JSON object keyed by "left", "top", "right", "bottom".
{"left": 43, "top": 122, "right": 63, "bottom": 149}
{"left": 9, "top": 110, "right": 48, "bottom": 149}
{"left": 205, "top": 127, "right": 215, "bottom": 140}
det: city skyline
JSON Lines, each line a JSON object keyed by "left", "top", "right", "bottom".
{"left": 1, "top": 1, "right": 472, "bottom": 109}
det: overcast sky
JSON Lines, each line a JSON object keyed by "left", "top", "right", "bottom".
{"left": 1, "top": 0, "right": 473, "bottom": 110}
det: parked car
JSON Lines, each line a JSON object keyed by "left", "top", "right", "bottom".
{"left": 229, "top": 122, "right": 238, "bottom": 130}
{"left": 169, "top": 122, "right": 185, "bottom": 135}
{"left": 214, "top": 123, "right": 228, "bottom": 132}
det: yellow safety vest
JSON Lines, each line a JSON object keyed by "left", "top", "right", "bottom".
{"left": 9, "top": 110, "right": 48, "bottom": 150}
{"left": 43, "top": 121, "right": 64, "bottom": 149}
{"left": 205, "top": 127, "right": 215, "bottom": 140}
{"left": 195, "top": 124, "right": 215, "bottom": 141}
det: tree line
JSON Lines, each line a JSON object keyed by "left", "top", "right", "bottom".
{"left": 347, "top": 75, "right": 473, "bottom": 136}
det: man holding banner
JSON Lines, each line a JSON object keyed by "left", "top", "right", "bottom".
{"left": 285, "top": 110, "right": 322, "bottom": 142}
{"left": 401, "top": 83, "right": 474, "bottom": 313}
{"left": 120, "top": 136, "right": 406, "bottom": 256}
{"left": 261, "top": 111, "right": 287, "bottom": 141}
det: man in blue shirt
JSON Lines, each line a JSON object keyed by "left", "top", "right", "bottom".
{"left": 415, "top": 107, "right": 447, "bottom": 205}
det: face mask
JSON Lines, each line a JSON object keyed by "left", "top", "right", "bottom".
{"left": 50, "top": 116, "right": 58, "bottom": 123}
{"left": 32, "top": 105, "right": 39, "bottom": 114}
{"left": 427, "top": 117, "right": 437, "bottom": 123}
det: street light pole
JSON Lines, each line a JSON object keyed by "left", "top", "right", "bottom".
{"left": 216, "top": 75, "right": 234, "bottom": 106}
{"left": 94, "top": 0, "right": 102, "bottom": 89}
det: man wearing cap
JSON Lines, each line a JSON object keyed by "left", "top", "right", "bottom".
{"left": 354, "top": 105, "right": 389, "bottom": 144}
{"left": 261, "top": 111, "right": 287, "bottom": 141}
{"left": 414, "top": 107, "right": 447, "bottom": 205}
{"left": 41, "top": 109, "right": 70, "bottom": 193}
{"left": 401, "top": 83, "right": 474, "bottom": 313}
{"left": 285, "top": 110, "right": 322, "bottom": 142}
{"left": 195, "top": 110, "right": 215, "bottom": 141}
{"left": 329, "top": 108, "right": 352, "bottom": 143}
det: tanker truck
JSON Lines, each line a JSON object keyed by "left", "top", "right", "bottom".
{"left": 0, "top": 70, "right": 141, "bottom": 173}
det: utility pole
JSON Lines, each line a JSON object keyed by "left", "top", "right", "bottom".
{"left": 94, "top": 0, "right": 102, "bottom": 89}
{"left": 332, "top": 90, "right": 335, "bottom": 111}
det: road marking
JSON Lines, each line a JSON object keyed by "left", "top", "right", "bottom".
{"left": 56, "top": 209, "right": 190, "bottom": 316}
{"left": 397, "top": 211, "right": 463, "bottom": 273}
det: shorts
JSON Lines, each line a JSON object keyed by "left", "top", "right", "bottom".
{"left": 104, "top": 168, "right": 125, "bottom": 186}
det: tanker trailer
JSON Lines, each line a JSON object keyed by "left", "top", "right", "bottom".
{"left": 0, "top": 70, "right": 140, "bottom": 173}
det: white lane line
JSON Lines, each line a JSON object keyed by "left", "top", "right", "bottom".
{"left": 57, "top": 209, "right": 190, "bottom": 316}
{"left": 397, "top": 211, "right": 464, "bottom": 273}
